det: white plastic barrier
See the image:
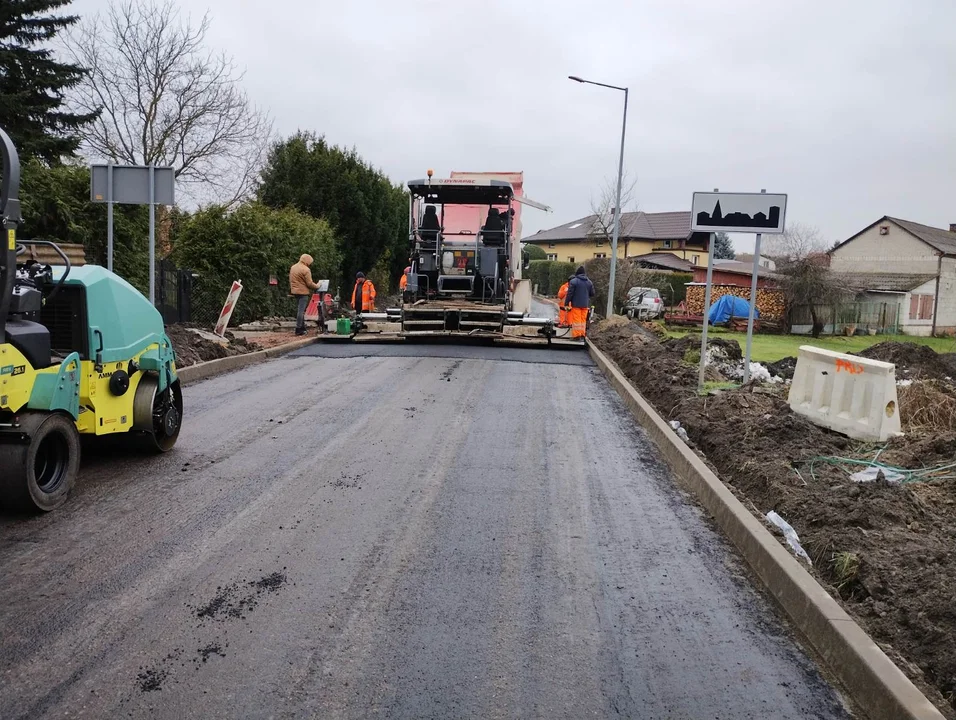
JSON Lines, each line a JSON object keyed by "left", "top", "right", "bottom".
{"left": 788, "top": 345, "right": 902, "bottom": 442}
{"left": 512, "top": 279, "right": 532, "bottom": 316}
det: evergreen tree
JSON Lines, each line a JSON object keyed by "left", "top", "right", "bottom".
{"left": 0, "top": 0, "right": 98, "bottom": 163}
{"left": 258, "top": 132, "right": 408, "bottom": 292}
{"left": 713, "top": 231, "right": 736, "bottom": 260}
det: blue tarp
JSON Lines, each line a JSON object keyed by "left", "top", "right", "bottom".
{"left": 708, "top": 294, "right": 759, "bottom": 325}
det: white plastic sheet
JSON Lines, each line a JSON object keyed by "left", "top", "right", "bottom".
{"left": 765, "top": 511, "right": 812, "bottom": 565}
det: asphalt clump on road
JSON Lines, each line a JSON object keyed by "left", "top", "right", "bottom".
{"left": 590, "top": 316, "right": 956, "bottom": 718}
{"left": 136, "top": 666, "right": 168, "bottom": 693}
{"left": 192, "top": 571, "right": 289, "bottom": 623}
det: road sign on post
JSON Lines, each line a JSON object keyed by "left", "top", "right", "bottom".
{"left": 691, "top": 192, "right": 787, "bottom": 235}
{"left": 214, "top": 280, "right": 243, "bottom": 337}
{"left": 691, "top": 190, "right": 788, "bottom": 389}
{"left": 91, "top": 163, "right": 175, "bottom": 305}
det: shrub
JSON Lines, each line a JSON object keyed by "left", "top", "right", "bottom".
{"left": 173, "top": 202, "right": 340, "bottom": 325}
{"left": 527, "top": 260, "right": 553, "bottom": 294}
{"left": 549, "top": 262, "right": 576, "bottom": 296}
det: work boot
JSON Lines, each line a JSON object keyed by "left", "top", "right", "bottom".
{"left": 295, "top": 328, "right": 305, "bottom": 336}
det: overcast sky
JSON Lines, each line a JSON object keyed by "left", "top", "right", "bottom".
{"left": 67, "top": 0, "right": 956, "bottom": 252}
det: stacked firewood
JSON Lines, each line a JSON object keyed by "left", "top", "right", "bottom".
{"left": 685, "top": 285, "right": 786, "bottom": 320}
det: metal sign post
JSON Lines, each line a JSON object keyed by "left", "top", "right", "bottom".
{"left": 106, "top": 162, "right": 113, "bottom": 271}
{"left": 148, "top": 164, "right": 155, "bottom": 304}
{"left": 742, "top": 189, "right": 768, "bottom": 383}
{"left": 691, "top": 189, "right": 788, "bottom": 390}
{"left": 91, "top": 163, "right": 174, "bottom": 305}
{"left": 698, "top": 228, "right": 717, "bottom": 390}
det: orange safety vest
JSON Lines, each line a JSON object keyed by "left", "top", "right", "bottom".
{"left": 351, "top": 279, "right": 376, "bottom": 312}
{"left": 399, "top": 274, "right": 407, "bottom": 291}
{"left": 557, "top": 282, "right": 570, "bottom": 327}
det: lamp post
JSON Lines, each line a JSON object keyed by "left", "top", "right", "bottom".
{"left": 569, "top": 75, "right": 628, "bottom": 319}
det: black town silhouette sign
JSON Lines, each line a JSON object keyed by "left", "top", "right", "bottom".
{"left": 691, "top": 192, "right": 787, "bottom": 234}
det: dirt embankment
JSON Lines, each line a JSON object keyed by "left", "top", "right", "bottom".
{"left": 165, "top": 324, "right": 262, "bottom": 368}
{"left": 591, "top": 318, "right": 956, "bottom": 718}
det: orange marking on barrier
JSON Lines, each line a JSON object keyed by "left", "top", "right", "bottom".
{"left": 835, "top": 359, "right": 864, "bottom": 374}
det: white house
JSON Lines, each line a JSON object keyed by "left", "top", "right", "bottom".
{"left": 830, "top": 216, "right": 956, "bottom": 336}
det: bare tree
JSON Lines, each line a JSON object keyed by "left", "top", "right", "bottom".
{"left": 776, "top": 255, "right": 849, "bottom": 338}
{"left": 63, "top": 0, "right": 272, "bottom": 206}
{"left": 588, "top": 171, "right": 638, "bottom": 255}
{"left": 763, "top": 221, "right": 828, "bottom": 261}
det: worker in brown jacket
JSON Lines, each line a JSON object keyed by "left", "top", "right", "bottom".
{"left": 290, "top": 254, "right": 319, "bottom": 335}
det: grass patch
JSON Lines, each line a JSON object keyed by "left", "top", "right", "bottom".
{"left": 682, "top": 348, "right": 701, "bottom": 365}
{"left": 665, "top": 328, "right": 956, "bottom": 364}
{"left": 700, "top": 380, "right": 739, "bottom": 395}
{"left": 898, "top": 381, "right": 956, "bottom": 432}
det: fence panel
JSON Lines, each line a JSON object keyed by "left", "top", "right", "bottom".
{"left": 155, "top": 259, "right": 194, "bottom": 325}
{"left": 790, "top": 301, "right": 900, "bottom": 335}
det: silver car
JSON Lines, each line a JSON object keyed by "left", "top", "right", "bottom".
{"left": 622, "top": 287, "right": 663, "bottom": 320}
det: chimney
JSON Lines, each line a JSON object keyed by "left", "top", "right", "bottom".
{"left": 950, "top": 223, "right": 956, "bottom": 233}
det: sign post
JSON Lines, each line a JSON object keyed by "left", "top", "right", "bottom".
{"left": 743, "top": 190, "right": 768, "bottom": 383}
{"left": 691, "top": 190, "right": 788, "bottom": 391}
{"left": 106, "top": 162, "right": 113, "bottom": 271}
{"left": 214, "top": 280, "right": 243, "bottom": 337}
{"left": 91, "top": 164, "right": 175, "bottom": 305}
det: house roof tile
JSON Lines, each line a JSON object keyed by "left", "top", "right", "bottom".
{"left": 527, "top": 211, "right": 693, "bottom": 244}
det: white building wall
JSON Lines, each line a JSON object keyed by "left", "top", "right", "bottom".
{"left": 830, "top": 222, "right": 938, "bottom": 274}
{"left": 900, "top": 279, "right": 937, "bottom": 336}
{"left": 933, "top": 256, "right": 956, "bottom": 332}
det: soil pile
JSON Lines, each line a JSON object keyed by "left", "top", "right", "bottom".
{"left": 856, "top": 341, "right": 956, "bottom": 381}
{"left": 766, "top": 356, "right": 797, "bottom": 380}
{"left": 592, "top": 318, "right": 956, "bottom": 717}
{"left": 165, "top": 324, "right": 260, "bottom": 368}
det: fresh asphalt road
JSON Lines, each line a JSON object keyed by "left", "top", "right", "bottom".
{"left": 0, "top": 342, "right": 853, "bottom": 719}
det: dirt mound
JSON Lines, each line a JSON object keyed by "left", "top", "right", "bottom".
{"left": 856, "top": 341, "right": 955, "bottom": 381}
{"left": 663, "top": 333, "right": 742, "bottom": 361}
{"left": 766, "top": 356, "right": 797, "bottom": 380}
{"left": 591, "top": 329, "right": 956, "bottom": 716}
{"left": 165, "top": 325, "right": 260, "bottom": 368}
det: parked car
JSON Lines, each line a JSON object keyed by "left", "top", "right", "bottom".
{"left": 622, "top": 286, "right": 663, "bottom": 319}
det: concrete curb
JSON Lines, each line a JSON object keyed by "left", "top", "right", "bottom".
{"left": 586, "top": 339, "right": 945, "bottom": 720}
{"left": 177, "top": 336, "right": 317, "bottom": 387}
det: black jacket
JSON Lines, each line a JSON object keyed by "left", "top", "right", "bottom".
{"left": 565, "top": 272, "right": 595, "bottom": 308}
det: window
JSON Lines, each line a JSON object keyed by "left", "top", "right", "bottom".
{"left": 594, "top": 253, "right": 607, "bottom": 259}
{"left": 879, "top": 225, "right": 889, "bottom": 236}
{"left": 568, "top": 257, "right": 575, "bottom": 263}
{"left": 548, "top": 243, "right": 556, "bottom": 248}
{"left": 910, "top": 294, "right": 934, "bottom": 320}
{"left": 546, "top": 253, "right": 558, "bottom": 261}
{"left": 693, "top": 255, "right": 700, "bottom": 265}
{"left": 596, "top": 240, "right": 605, "bottom": 247}
{"left": 662, "top": 240, "right": 672, "bottom": 249}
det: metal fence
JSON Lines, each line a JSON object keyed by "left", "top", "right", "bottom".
{"left": 155, "top": 259, "right": 193, "bottom": 325}
{"left": 790, "top": 301, "right": 901, "bottom": 335}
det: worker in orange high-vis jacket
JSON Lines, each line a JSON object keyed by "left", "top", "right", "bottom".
{"left": 564, "top": 265, "right": 594, "bottom": 339}
{"left": 399, "top": 266, "right": 411, "bottom": 291}
{"left": 351, "top": 272, "right": 377, "bottom": 314}
{"left": 556, "top": 275, "right": 573, "bottom": 327}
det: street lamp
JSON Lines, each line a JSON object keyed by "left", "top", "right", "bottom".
{"left": 569, "top": 75, "right": 629, "bottom": 319}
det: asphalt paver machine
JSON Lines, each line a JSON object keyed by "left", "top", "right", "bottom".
{"left": 0, "top": 127, "right": 183, "bottom": 512}
{"left": 351, "top": 173, "right": 576, "bottom": 345}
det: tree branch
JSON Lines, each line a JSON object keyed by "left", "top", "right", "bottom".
{"left": 61, "top": 0, "right": 271, "bottom": 205}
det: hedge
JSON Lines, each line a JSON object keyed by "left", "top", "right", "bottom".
{"left": 172, "top": 202, "right": 341, "bottom": 325}
{"left": 527, "top": 260, "right": 553, "bottom": 294}
{"left": 548, "top": 262, "right": 576, "bottom": 296}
